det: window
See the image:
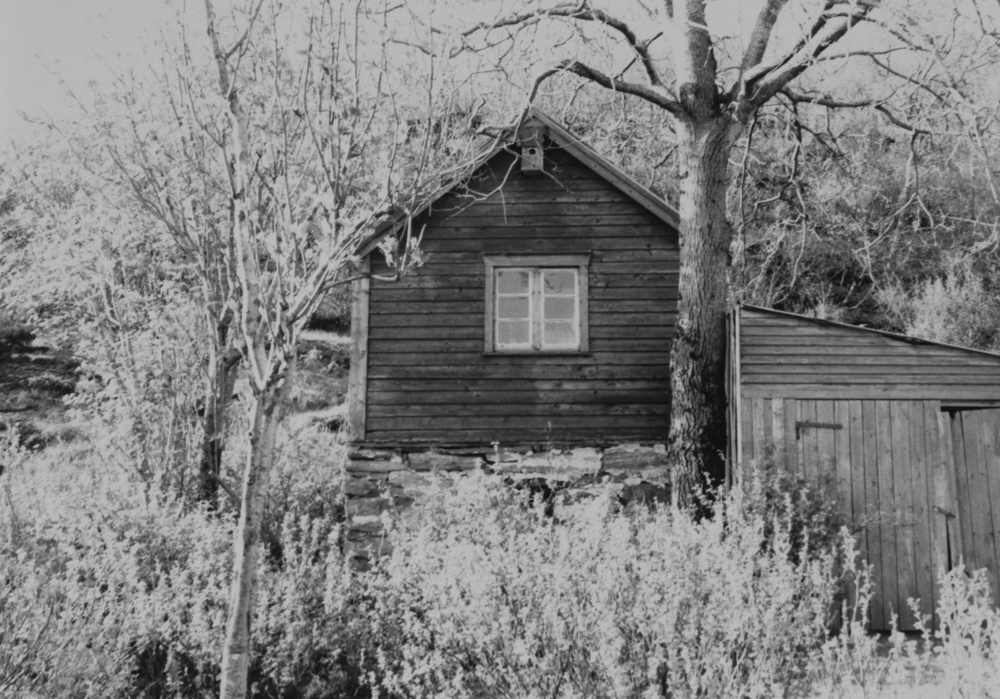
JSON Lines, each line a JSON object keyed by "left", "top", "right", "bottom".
{"left": 484, "top": 255, "right": 589, "bottom": 353}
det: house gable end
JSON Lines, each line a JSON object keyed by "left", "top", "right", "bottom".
{"left": 357, "top": 131, "right": 679, "bottom": 448}
{"left": 357, "top": 109, "right": 679, "bottom": 258}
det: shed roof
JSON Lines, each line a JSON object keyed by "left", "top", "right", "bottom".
{"left": 357, "top": 107, "right": 679, "bottom": 257}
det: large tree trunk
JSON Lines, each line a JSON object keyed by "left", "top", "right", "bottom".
{"left": 668, "top": 116, "right": 740, "bottom": 507}
{"left": 218, "top": 373, "right": 289, "bottom": 698}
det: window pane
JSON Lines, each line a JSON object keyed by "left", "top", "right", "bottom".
{"left": 543, "top": 270, "right": 576, "bottom": 295}
{"left": 497, "top": 269, "right": 530, "bottom": 293}
{"left": 543, "top": 321, "right": 578, "bottom": 348}
{"left": 544, "top": 297, "right": 575, "bottom": 320}
{"left": 497, "top": 320, "right": 530, "bottom": 346}
{"left": 499, "top": 296, "right": 530, "bottom": 319}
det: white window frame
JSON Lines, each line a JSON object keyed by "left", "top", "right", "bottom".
{"left": 484, "top": 255, "right": 590, "bottom": 353}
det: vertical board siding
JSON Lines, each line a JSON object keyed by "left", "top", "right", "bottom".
{"left": 930, "top": 407, "right": 959, "bottom": 620}
{"left": 361, "top": 147, "right": 677, "bottom": 446}
{"left": 985, "top": 412, "right": 1000, "bottom": 598}
{"left": 834, "top": 401, "right": 853, "bottom": 521}
{"left": 910, "top": 402, "right": 934, "bottom": 630}
{"left": 739, "top": 396, "right": 952, "bottom": 631}
{"left": 874, "top": 400, "right": 899, "bottom": 629}
{"left": 950, "top": 409, "right": 1000, "bottom": 600}
{"left": 861, "top": 400, "right": 885, "bottom": 630}
{"left": 890, "top": 401, "right": 915, "bottom": 629}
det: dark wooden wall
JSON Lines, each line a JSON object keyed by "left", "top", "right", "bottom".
{"left": 360, "top": 146, "right": 678, "bottom": 447}
{"left": 740, "top": 307, "right": 1000, "bottom": 401}
{"left": 735, "top": 306, "right": 1000, "bottom": 631}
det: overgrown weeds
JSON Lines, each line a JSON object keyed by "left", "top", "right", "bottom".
{"left": 0, "top": 431, "right": 356, "bottom": 698}
{"left": 3, "top": 439, "right": 1000, "bottom": 697}
{"left": 362, "top": 470, "right": 865, "bottom": 698}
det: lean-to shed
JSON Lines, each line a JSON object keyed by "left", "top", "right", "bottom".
{"left": 731, "top": 304, "right": 1000, "bottom": 631}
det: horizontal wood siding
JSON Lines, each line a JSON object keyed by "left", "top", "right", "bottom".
{"left": 740, "top": 308, "right": 1000, "bottom": 401}
{"left": 362, "top": 147, "right": 677, "bottom": 447}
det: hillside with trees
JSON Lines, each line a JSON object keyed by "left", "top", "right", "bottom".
{"left": 3, "top": 0, "right": 1000, "bottom": 696}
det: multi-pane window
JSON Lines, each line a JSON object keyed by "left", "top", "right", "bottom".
{"left": 485, "top": 255, "right": 589, "bottom": 353}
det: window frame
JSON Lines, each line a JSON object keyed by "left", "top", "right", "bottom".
{"left": 484, "top": 254, "right": 590, "bottom": 354}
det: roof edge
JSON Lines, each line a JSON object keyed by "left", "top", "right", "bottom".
{"left": 526, "top": 109, "right": 680, "bottom": 228}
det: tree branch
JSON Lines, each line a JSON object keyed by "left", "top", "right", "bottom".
{"left": 463, "top": 1, "right": 666, "bottom": 87}
{"left": 529, "top": 59, "right": 683, "bottom": 116}
{"left": 738, "top": 1, "right": 879, "bottom": 114}
{"left": 740, "top": 0, "right": 790, "bottom": 74}
{"left": 780, "top": 87, "right": 933, "bottom": 135}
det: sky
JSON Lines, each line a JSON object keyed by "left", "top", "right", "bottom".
{"left": 0, "top": 0, "right": 958, "bottom": 149}
{"left": 1, "top": 0, "right": 174, "bottom": 143}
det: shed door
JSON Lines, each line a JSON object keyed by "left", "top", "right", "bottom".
{"left": 949, "top": 408, "right": 1000, "bottom": 600}
{"left": 741, "top": 398, "right": 953, "bottom": 631}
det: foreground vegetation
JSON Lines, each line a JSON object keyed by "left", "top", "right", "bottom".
{"left": 2, "top": 429, "right": 998, "bottom": 698}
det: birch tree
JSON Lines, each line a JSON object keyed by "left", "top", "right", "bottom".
{"left": 189, "top": 1, "right": 483, "bottom": 694}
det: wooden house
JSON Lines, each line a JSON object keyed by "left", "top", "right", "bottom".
{"left": 344, "top": 109, "right": 1000, "bottom": 628}
{"left": 731, "top": 305, "right": 1000, "bottom": 631}
{"left": 347, "top": 109, "right": 678, "bottom": 456}
{"left": 343, "top": 109, "right": 678, "bottom": 559}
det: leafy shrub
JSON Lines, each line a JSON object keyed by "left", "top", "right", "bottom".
{"left": 918, "top": 565, "right": 1000, "bottom": 696}
{"left": 878, "top": 260, "right": 1000, "bottom": 350}
{"left": 9, "top": 430, "right": 1000, "bottom": 698}
{"left": 737, "top": 454, "right": 848, "bottom": 562}
{"left": 361, "top": 470, "right": 866, "bottom": 698}
{"left": 261, "top": 428, "right": 346, "bottom": 566}
{"left": 0, "top": 434, "right": 360, "bottom": 698}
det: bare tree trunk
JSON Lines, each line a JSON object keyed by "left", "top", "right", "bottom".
{"left": 218, "top": 372, "right": 289, "bottom": 698}
{"left": 199, "top": 343, "right": 240, "bottom": 505}
{"left": 668, "top": 116, "right": 739, "bottom": 507}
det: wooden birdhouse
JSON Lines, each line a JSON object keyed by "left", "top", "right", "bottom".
{"left": 518, "top": 122, "right": 545, "bottom": 173}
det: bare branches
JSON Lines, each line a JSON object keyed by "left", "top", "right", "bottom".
{"left": 736, "top": 1, "right": 880, "bottom": 115}
{"left": 460, "top": 1, "right": 667, "bottom": 98}
{"left": 543, "top": 3, "right": 665, "bottom": 88}
{"left": 529, "top": 59, "right": 683, "bottom": 116}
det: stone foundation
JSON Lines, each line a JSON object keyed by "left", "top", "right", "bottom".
{"left": 343, "top": 443, "right": 669, "bottom": 567}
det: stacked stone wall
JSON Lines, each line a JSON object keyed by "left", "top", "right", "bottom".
{"left": 344, "top": 443, "right": 669, "bottom": 566}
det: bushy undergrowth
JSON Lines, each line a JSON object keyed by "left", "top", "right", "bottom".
{"left": 0, "top": 434, "right": 357, "bottom": 698}
{"left": 362, "top": 472, "right": 864, "bottom": 698}
{"left": 5, "top": 433, "right": 1000, "bottom": 698}
{"left": 878, "top": 259, "right": 1000, "bottom": 351}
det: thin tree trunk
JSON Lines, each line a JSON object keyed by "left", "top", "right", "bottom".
{"left": 218, "top": 373, "right": 289, "bottom": 698}
{"left": 668, "top": 116, "right": 740, "bottom": 507}
{"left": 199, "top": 345, "right": 240, "bottom": 504}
